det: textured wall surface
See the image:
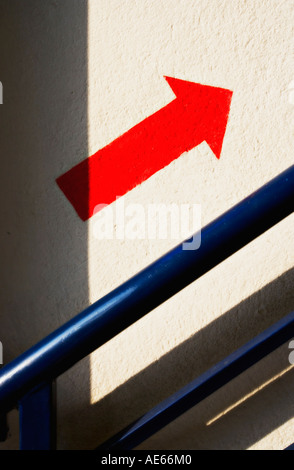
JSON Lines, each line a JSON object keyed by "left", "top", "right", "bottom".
{"left": 0, "top": 0, "right": 293, "bottom": 450}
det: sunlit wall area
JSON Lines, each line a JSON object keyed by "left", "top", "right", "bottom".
{"left": 87, "top": 0, "right": 294, "bottom": 450}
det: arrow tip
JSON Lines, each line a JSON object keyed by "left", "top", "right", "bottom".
{"left": 164, "top": 76, "right": 233, "bottom": 159}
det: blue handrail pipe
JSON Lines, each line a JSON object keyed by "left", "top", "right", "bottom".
{"left": 0, "top": 164, "right": 293, "bottom": 449}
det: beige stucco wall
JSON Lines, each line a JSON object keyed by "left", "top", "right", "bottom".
{"left": 0, "top": 0, "right": 293, "bottom": 449}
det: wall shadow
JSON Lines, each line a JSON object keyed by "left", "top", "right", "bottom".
{"left": 0, "top": 0, "right": 89, "bottom": 449}
{"left": 140, "top": 357, "right": 293, "bottom": 450}
{"left": 73, "top": 267, "right": 294, "bottom": 449}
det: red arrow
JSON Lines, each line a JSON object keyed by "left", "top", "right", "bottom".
{"left": 57, "top": 76, "right": 233, "bottom": 221}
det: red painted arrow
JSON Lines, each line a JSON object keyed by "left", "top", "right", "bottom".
{"left": 57, "top": 76, "right": 233, "bottom": 221}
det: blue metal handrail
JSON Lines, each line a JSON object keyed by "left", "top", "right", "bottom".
{"left": 97, "top": 310, "right": 294, "bottom": 450}
{"left": 0, "top": 164, "right": 293, "bottom": 449}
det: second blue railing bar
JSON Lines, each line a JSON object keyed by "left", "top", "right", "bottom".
{"left": 97, "top": 311, "right": 294, "bottom": 450}
{"left": 0, "top": 165, "right": 293, "bottom": 415}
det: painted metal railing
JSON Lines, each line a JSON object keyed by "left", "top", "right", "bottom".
{"left": 98, "top": 311, "right": 294, "bottom": 450}
{"left": 0, "top": 164, "right": 293, "bottom": 450}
